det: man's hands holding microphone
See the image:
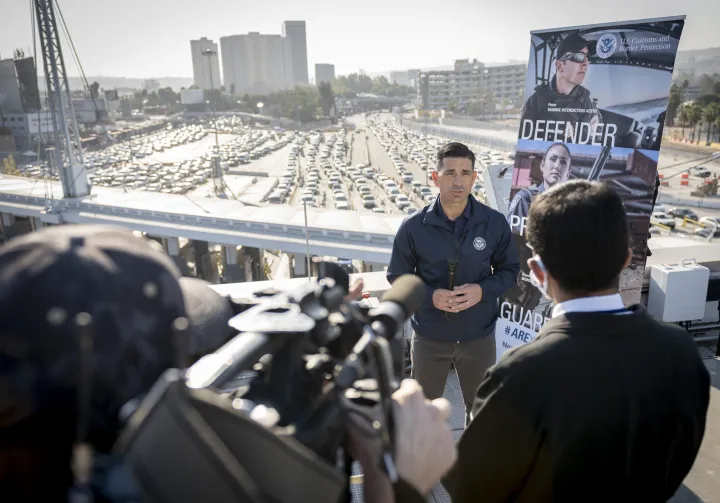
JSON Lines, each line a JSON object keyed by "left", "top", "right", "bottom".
{"left": 432, "top": 284, "right": 483, "bottom": 313}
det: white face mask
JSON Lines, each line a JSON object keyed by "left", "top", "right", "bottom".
{"left": 529, "top": 255, "right": 552, "bottom": 301}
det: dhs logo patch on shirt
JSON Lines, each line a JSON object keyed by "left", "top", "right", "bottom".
{"left": 473, "top": 237, "right": 487, "bottom": 251}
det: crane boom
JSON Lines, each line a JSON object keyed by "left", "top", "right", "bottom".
{"left": 34, "top": 0, "right": 89, "bottom": 198}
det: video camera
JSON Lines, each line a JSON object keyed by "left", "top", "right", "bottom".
{"left": 114, "top": 263, "right": 425, "bottom": 503}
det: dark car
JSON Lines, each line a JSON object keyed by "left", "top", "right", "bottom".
{"left": 668, "top": 208, "right": 699, "bottom": 221}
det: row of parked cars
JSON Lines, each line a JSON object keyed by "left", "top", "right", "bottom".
{"left": 267, "top": 141, "right": 303, "bottom": 204}
{"left": 299, "top": 133, "right": 352, "bottom": 210}
{"left": 86, "top": 124, "right": 208, "bottom": 168}
{"left": 16, "top": 123, "right": 207, "bottom": 182}
{"left": 213, "top": 130, "right": 294, "bottom": 171}
{"left": 87, "top": 121, "right": 292, "bottom": 194}
{"left": 367, "top": 118, "right": 485, "bottom": 199}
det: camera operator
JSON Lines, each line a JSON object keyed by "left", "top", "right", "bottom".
{"left": 0, "top": 225, "right": 457, "bottom": 503}
{"left": 387, "top": 142, "right": 519, "bottom": 425}
{"left": 436, "top": 181, "right": 710, "bottom": 502}
{"left": 0, "top": 225, "right": 235, "bottom": 501}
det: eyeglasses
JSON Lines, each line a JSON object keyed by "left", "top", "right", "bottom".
{"left": 558, "top": 52, "right": 590, "bottom": 63}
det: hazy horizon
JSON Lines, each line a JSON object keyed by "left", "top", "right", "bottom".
{"left": 1, "top": 0, "right": 718, "bottom": 80}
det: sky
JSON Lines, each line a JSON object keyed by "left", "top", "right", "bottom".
{"left": 1, "top": 0, "right": 718, "bottom": 79}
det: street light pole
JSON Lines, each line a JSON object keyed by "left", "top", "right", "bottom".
{"left": 303, "top": 200, "right": 311, "bottom": 281}
{"left": 203, "top": 48, "right": 222, "bottom": 195}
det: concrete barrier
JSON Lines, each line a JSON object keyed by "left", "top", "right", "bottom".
{"left": 658, "top": 193, "right": 720, "bottom": 210}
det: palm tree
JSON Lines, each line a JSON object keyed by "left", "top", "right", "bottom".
{"left": 677, "top": 104, "right": 691, "bottom": 138}
{"left": 703, "top": 103, "right": 720, "bottom": 145}
{"left": 687, "top": 103, "right": 703, "bottom": 142}
{"left": 667, "top": 83, "right": 683, "bottom": 126}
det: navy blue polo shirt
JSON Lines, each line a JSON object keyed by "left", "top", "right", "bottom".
{"left": 435, "top": 196, "right": 471, "bottom": 238}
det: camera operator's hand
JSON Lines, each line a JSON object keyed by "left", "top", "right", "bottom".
{"left": 344, "top": 380, "right": 457, "bottom": 502}
{"left": 346, "top": 278, "right": 364, "bottom": 301}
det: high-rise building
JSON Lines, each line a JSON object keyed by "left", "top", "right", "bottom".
{"left": 314, "top": 64, "right": 335, "bottom": 85}
{"left": 282, "top": 21, "right": 308, "bottom": 85}
{"left": 190, "top": 37, "right": 222, "bottom": 90}
{"left": 221, "top": 33, "right": 290, "bottom": 95}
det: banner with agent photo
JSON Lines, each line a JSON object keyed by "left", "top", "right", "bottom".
{"left": 496, "top": 16, "right": 685, "bottom": 361}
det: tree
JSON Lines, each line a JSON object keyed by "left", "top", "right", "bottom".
{"left": 358, "top": 74, "right": 373, "bottom": 93}
{"left": 372, "top": 76, "right": 390, "bottom": 96}
{"left": 699, "top": 74, "right": 716, "bottom": 94}
{"left": 703, "top": 103, "right": 720, "bottom": 145}
{"left": 677, "top": 103, "right": 691, "bottom": 137}
{"left": 89, "top": 81, "right": 100, "bottom": 100}
{"left": 666, "top": 83, "right": 683, "bottom": 127}
{"left": 687, "top": 103, "right": 703, "bottom": 141}
{"left": 318, "top": 81, "right": 335, "bottom": 117}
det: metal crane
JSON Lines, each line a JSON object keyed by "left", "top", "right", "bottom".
{"left": 34, "top": 0, "right": 89, "bottom": 198}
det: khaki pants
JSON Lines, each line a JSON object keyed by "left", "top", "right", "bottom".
{"left": 410, "top": 332, "right": 496, "bottom": 426}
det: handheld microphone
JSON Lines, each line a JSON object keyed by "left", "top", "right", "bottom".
{"left": 369, "top": 275, "right": 425, "bottom": 377}
{"left": 446, "top": 260, "right": 459, "bottom": 319}
{"left": 447, "top": 260, "right": 458, "bottom": 291}
{"left": 369, "top": 274, "right": 425, "bottom": 338}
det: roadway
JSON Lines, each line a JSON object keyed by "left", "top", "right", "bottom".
{"left": 348, "top": 127, "right": 404, "bottom": 214}
{"left": 286, "top": 128, "right": 408, "bottom": 216}
{"left": 355, "top": 115, "right": 435, "bottom": 211}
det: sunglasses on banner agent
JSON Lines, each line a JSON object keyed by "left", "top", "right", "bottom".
{"left": 558, "top": 52, "right": 591, "bottom": 63}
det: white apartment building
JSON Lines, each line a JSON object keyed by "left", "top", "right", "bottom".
{"left": 220, "top": 33, "right": 290, "bottom": 95}
{"left": 418, "top": 60, "right": 526, "bottom": 110}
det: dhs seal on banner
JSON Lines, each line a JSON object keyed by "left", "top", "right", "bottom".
{"left": 473, "top": 237, "right": 486, "bottom": 251}
{"left": 596, "top": 33, "right": 617, "bottom": 59}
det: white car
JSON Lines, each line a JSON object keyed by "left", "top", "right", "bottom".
{"left": 650, "top": 211, "right": 676, "bottom": 229}
{"left": 396, "top": 195, "right": 410, "bottom": 209}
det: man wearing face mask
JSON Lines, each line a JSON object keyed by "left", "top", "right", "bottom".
{"left": 507, "top": 142, "right": 572, "bottom": 234}
{"left": 439, "top": 180, "right": 710, "bottom": 503}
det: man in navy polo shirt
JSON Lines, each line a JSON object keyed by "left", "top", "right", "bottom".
{"left": 387, "top": 142, "right": 519, "bottom": 424}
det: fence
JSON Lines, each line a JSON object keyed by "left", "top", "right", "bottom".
{"left": 403, "top": 120, "right": 517, "bottom": 152}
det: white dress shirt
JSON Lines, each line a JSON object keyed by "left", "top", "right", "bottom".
{"left": 552, "top": 293, "right": 628, "bottom": 318}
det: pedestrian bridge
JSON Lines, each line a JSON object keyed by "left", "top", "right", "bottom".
{"left": 0, "top": 175, "right": 404, "bottom": 262}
